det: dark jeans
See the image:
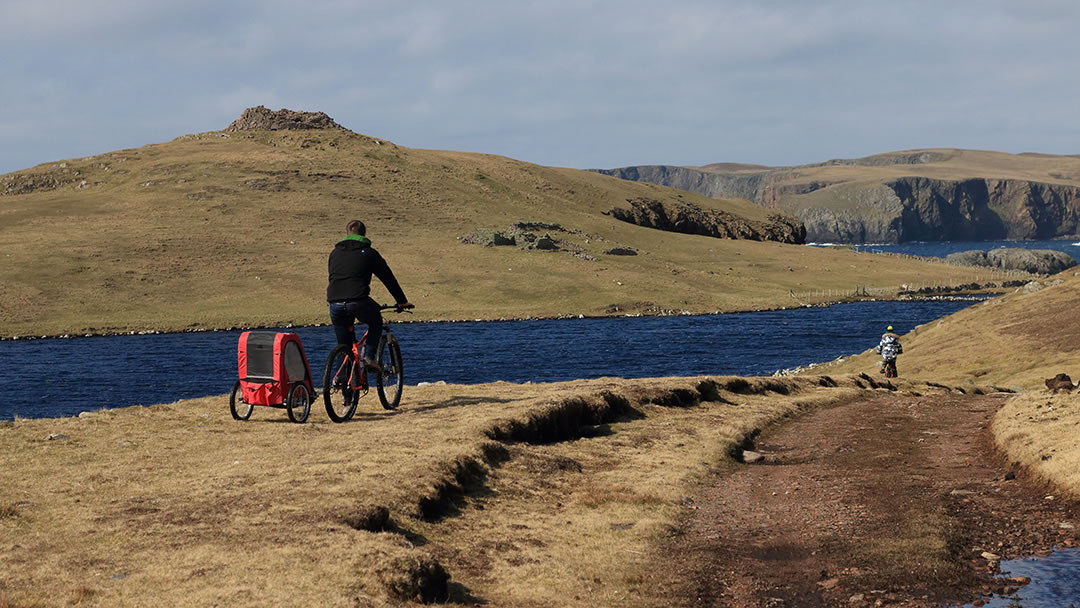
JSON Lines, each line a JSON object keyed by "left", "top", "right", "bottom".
{"left": 329, "top": 298, "right": 383, "bottom": 360}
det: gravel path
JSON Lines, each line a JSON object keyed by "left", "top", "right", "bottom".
{"left": 659, "top": 391, "right": 1079, "bottom": 607}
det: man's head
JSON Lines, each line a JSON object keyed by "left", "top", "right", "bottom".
{"left": 886, "top": 325, "right": 894, "bottom": 332}
{"left": 346, "top": 220, "right": 366, "bottom": 236}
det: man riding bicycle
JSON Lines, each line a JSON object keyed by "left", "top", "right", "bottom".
{"left": 327, "top": 220, "right": 413, "bottom": 369}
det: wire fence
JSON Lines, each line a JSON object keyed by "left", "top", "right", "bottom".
{"left": 789, "top": 269, "right": 1038, "bottom": 305}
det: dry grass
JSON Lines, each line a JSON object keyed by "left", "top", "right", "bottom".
{"left": 0, "top": 131, "right": 1002, "bottom": 338}
{"left": 991, "top": 391, "right": 1080, "bottom": 496}
{"left": 0, "top": 374, "right": 883, "bottom": 606}
{"left": 818, "top": 270, "right": 1080, "bottom": 390}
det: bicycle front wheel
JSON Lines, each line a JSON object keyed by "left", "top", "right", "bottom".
{"left": 323, "top": 344, "right": 360, "bottom": 422}
{"left": 376, "top": 334, "right": 403, "bottom": 410}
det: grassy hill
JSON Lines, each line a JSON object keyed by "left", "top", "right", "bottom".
{"left": 0, "top": 121, "right": 999, "bottom": 338}
{"left": 818, "top": 270, "right": 1080, "bottom": 390}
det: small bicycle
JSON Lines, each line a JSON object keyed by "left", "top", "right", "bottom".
{"left": 322, "top": 305, "right": 409, "bottom": 422}
{"left": 882, "top": 358, "right": 898, "bottom": 378}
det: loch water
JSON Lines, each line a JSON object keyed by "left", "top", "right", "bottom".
{"left": 0, "top": 299, "right": 976, "bottom": 420}
{"left": 838, "top": 239, "right": 1080, "bottom": 260}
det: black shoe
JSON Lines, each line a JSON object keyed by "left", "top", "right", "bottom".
{"left": 361, "top": 357, "right": 382, "bottom": 372}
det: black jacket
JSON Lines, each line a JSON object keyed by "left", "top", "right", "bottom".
{"left": 326, "top": 237, "right": 407, "bottom": 304}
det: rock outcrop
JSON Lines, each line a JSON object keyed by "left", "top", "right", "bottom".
{"left": 459, "top": 222, "right": 566, "bottom": 251}
{"left": 605, "top": 197, "right": 806, "bottom": 244}
{"left": 226, "top": 106, "right": 348, "bottom": 132}
{"left": 945, "top": 248, "right": 1076, "bottom": 275}
{"left": 1045, "top": 373, "right": 1076, "bottom": 394}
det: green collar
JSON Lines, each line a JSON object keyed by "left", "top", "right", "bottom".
{"left": 343, "top": 234, "right": 371, "bottom": 245}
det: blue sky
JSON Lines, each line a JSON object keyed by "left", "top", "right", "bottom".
{"left": 3, "top": 0, "right": 1078, "bottom": 175}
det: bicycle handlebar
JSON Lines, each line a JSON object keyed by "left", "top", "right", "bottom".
{"left": 379, "top": 304, "right": 415, "bottom": 313}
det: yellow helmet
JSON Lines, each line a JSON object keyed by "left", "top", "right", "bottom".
{"left": 886, "top": 326, "right": 894, "bottom": 332}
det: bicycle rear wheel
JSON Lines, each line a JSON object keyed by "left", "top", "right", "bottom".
{"left": 323, "top": 344, "right": 360, "bottom": 422}
{"left": 376, "top": 334, "right": 403, "bottom": 410}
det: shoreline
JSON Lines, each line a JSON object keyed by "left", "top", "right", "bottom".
{"left": 0, "top": 293, "right": 999, "bottom": 342}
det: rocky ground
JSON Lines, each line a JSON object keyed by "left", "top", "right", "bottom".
{"left": 654, "top": 391, "right": 1079, "bottom": 607}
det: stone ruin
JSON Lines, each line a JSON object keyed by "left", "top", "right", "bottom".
{"left": 225, "top": 106, "right": 348, "bottom": 132}
{"left": 459, "top": 221, "right": 565, "bottom": 251}
{"left": 1045, "top": 373, "right": 1076, "bottom": 394}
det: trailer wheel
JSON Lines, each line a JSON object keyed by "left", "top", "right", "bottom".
{"left": 230, "top": 381, "right": 253, "bottom": 420}
{"left": 287, "top": 383, "right": 311, "bottom": 423}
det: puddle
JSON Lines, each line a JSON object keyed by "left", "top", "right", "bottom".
{"left": 962, "top": 548, "right": 1080, "bottom": 607}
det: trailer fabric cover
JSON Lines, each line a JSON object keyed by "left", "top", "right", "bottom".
{"left": 236, "top": 331, "right": 314, "bottom": 407}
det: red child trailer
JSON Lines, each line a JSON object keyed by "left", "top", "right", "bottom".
{"left": 229, "top": 331, "right": 316, "bottom": 423}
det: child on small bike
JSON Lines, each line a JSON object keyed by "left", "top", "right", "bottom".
{"left": 875, "top": 325, "right": 903, "bottom": 377}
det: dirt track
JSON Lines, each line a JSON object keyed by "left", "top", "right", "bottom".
{"left": 658, "top": 391, "right": 1080, "bottom": 607}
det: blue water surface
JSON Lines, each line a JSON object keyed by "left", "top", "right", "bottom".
{"left": 840, "top": 239, "right": 1080, "bottom": 260}
{"left": 962, "top": 549, "right": 1080, "bottom": 608}
{"left": 0, "top": 300, "right": 974, "bottom": 420}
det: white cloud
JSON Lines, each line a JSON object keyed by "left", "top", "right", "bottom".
{"left": 2, "top": 1, "right": 1080, "bottom": 173}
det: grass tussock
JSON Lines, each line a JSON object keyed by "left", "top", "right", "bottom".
{"left": 356, "top": 541, "right": 450, "bottom": 604}
{"left": 484, "top": 392, "right": 632, "bottom": 443}
{"left": 341, "top": 504, "right": 390, "bottom": 532}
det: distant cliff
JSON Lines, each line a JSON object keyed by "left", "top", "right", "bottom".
{"left": 596, "top": 150, "right": 1080, "bottom": 244}
{"left": 597, "top": 166, "right": 768, "bottom": 202}
{"left": 790, "top": 177, "right": 1080, "bottom": 243}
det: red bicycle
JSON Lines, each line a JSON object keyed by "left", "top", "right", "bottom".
{"left": 322, "top": 305, "right": 409, "bottom": 422}
{"left": 882, "top": 359, "right": 898, "bottom": 378}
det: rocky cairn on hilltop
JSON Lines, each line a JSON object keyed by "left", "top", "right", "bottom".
{"left": 226, "top": 106, "right": 349, "bottom": 132}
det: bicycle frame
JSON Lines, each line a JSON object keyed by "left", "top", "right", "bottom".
{"left": 334, "top": 330, "right": 372, "bottom": 393}
{"left": 324, "top": 303, "right": 410, "bottom": 421}
{"left": 332, "top": 325, "right": 396, "bottom": 392}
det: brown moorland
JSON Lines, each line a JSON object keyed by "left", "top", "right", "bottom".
{"left": 0, "top": 122, "right": 1008, "bottom": 339}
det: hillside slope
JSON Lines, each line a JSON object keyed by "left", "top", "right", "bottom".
{"left": 598, "top": 149, "right": 1080, "bottom": 243}
{"left": 819, "top": 270, "right": 1080, "bottom": 390}
{"left": 0, "top": 111, "right": 1000, "bottom": 337}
